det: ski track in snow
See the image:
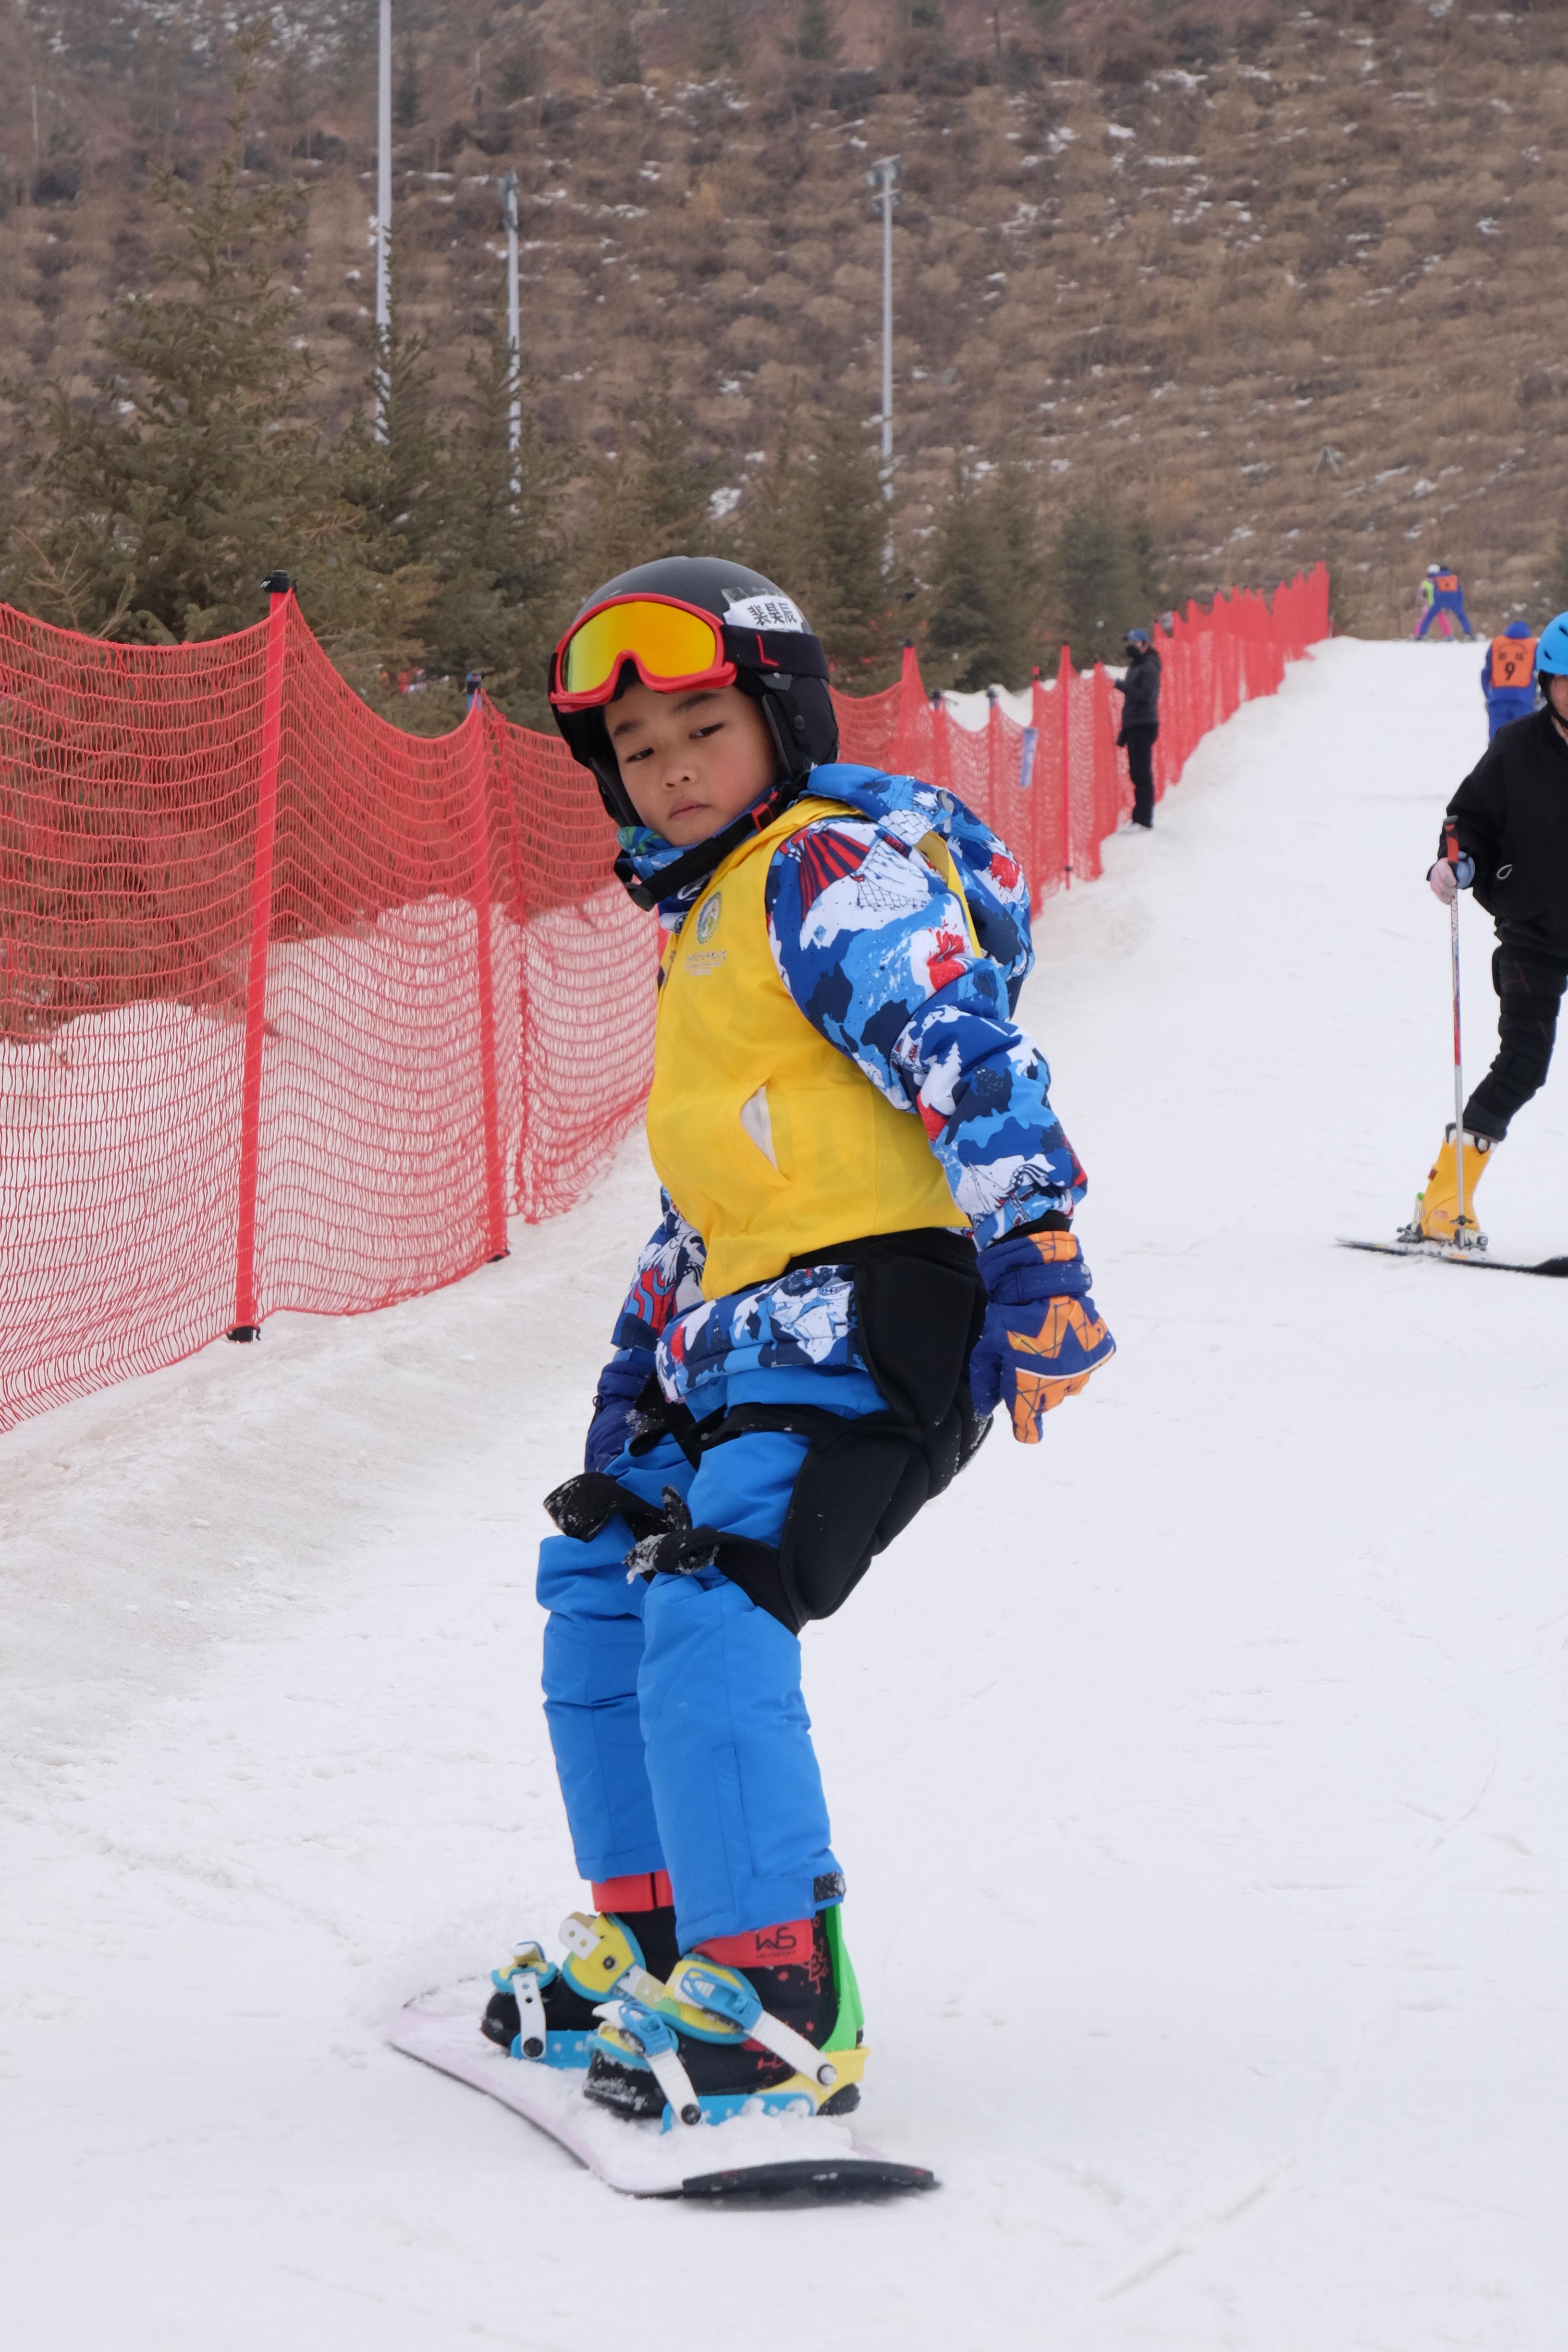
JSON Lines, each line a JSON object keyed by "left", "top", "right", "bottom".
{"left": 3, "top": 640, "right": 1563, "bottom": 2349}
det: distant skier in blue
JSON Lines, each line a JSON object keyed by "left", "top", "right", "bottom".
{"left": 1481, "top": 621, "right": 1537, "bottom": 741}
{"left": 1415, "top": 562, "right": 1476, "bottom": 641}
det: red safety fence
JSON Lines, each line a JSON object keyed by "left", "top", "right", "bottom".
{"left": 833, "top": 564, "right": 1328, "bottom": 892}
{"left": 0, "top": 564, "right": 1327, "bottom": 1433}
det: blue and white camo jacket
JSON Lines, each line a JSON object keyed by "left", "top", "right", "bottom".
{"left": 610, "top": 763, "right": 1086, "bottom": 1406}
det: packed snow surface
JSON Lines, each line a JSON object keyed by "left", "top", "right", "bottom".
{"left": 4, "top": 640, "right": 1562, "bottom": 2349}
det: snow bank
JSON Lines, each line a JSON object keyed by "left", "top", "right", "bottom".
{"left": 3, "top": 641, "right": 1561, "bottom": 2350}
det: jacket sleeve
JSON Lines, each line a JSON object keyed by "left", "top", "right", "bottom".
{"left": 1444, "top": 743, "right": 1505, "bottom": 877}
{"left": 612, "top": 1191, "right": 708, "bottom": 1353}
{"left": 765, "top": 818, "right": 1086, "bottom": 1248}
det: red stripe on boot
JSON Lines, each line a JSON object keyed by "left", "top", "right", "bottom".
{"left": 698, "top": 1917, "right": 814, "bottom": 1968}
{"left": 590, "top": 1869, "right": 674, "bottom": 1913}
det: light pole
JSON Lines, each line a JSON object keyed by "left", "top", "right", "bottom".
{"left": 865, "top": 154, "right": 901, "bottom": 497}
{"left": 497, "top": 168, "right": 521, "bottom": 470}
{"left": 374, "top": 0, "right": 392, "bottom": 440}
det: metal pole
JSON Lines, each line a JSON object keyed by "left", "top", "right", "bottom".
{"left": 880, "top": 172, "right": 893, "bottom": 481}
{"left": 865, "top": 156, "right": 900, "bottom": 502}
{"left": 1451, "top": 884, "right": 1468, "bottom": 1239}
{"left": 229, "top": 576, "right": 292, "bottom": 1342}
{"left": 508, "top": 217, "right": 520, "bottom": 454}
{"left": 375, "top": 0, "right": 392, "bottom": 441}
{"left": 498, "top": 170, "right": 521, "bottom": 466}
{"left": 465, "top": 680, "right": 507, "bottom": 1264}
{"left": 1441, "top": 820, "right": 1472, "bottom": 1243}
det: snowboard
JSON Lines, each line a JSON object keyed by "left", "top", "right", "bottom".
{"left": 1337, "top": 1237, "right": 1568, "bottom": 1279}
{"left": 390, "top": 1976, "right": 937, "bottom": 2200}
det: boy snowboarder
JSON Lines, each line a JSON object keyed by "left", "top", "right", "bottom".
{"left": 482, "top": 557, "right": 1114, "bottom": 2131}
{"left": 1414, "top": 610, "right": 1568, "bottom": 1238}
{"left": 1114, "top": 627, "right": 1162, "bottom": 829}
{"left": 1481, "top": 620, "right": 1537, "bottom": 742}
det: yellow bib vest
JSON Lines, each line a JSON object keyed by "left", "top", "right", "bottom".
{"left": 646, "top": 796, "right": 975, "bottom": 1301}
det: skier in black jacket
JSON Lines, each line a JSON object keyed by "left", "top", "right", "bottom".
{"left": 1413, "top": 609, "right": 1568, "bottom": 1238}
{"left": 1114, "top": 629, "right": 1162, "bottom": 829}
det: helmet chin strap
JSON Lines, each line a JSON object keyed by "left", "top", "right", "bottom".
{"left": 613, "top": 769, "right": 810, "bottom": 913}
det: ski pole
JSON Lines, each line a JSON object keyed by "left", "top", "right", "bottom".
{"left": 1444, "top": 821, "right": 1469, "bottom": 1238}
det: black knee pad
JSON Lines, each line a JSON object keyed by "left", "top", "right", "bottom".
{"left": 677, "top": 1393, "right": 990, "bottom": 1635}
{"left": 661, "top": 1231, "right": 993, "bottom": 1635}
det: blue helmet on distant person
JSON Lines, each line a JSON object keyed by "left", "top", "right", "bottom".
{"left": 1533, "top": 612, "right": 1568, "bottom": 676}
{"left": 1123, "top": 628, "right": 1152, "bottom": 650}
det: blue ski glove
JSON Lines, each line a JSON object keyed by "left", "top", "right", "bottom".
{"left": 969, "top": 1227, "right": 1115, "bottom": 1445}
{"left": 584, "top": 1348, "right": 652, "bottom": 1472}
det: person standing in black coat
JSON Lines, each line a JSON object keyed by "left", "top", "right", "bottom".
{"left": 1114, "top": 629, "right": 1162, "bottom": 828}
{"left": 1413, "top": 610, "right": 1568, "bottom": 1238}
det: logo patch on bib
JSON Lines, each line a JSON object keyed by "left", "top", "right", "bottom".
{"left": 696, "top": 892, "right": 723, "bottom": 944}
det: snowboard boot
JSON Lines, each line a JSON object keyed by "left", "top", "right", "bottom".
{"left": 481, "top": 1894, "right": 680, "bottom": 2069}
{"left": 1407, "top": 1125, "right": 1496, "bottom": 1246}
{"left": 583, "top": 1907, "right": 867, "bottom": 2130}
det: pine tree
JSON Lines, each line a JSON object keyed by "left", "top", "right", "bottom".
{"left": 578, "top": 363, "right": 715, "bottom": 586}
{"left": 423, "top": 335, "right": 575, "bottom": 728}
{"left": 598, "top": 3, "right": 643, "bottom": 87}
{"left": 333, "top": 260, "right": 447, "bottom": 580}
{"left": 732, "top": 398, "right": 903, "bottom": 686}
{"left": 795, "top": 1, "right": 842, "bottom": 65}
{"left": 7, "top": 29, "right": 355, "bottom": 645}
{"left": 729, "top": 385, "right": 815, "bottom": 607}
{"left": 923, "top": 461, "right": 1046, "bottom": 690}
{"left": 692, "top": 0, "right": 744, "bottom": 72}
{"left": 327, "top": 264, "right": 450, "bottom": 720}
{"left": 497, "top": 50, "right": 539, "bottom": 105}
{"left": 393, "top": 49, "right": 423, "bottom": 129}
{"left": 803, "top": 412, "right": 902, "bottom": 686}
{"left": 1046, "top": 489, "right": 1162, "bottom": 665}
{"left": 1123, "top": 505, "right": 1167, "bottom": 630}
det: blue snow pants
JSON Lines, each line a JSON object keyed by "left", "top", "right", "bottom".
{"left": 1417, "top": 591, "right": 1473, "bottom": 638}
{"left": 1485, "top": 688, "right": 1534, "bottom": 740}
{"left": 537, "top": 1363, "right": 883, "bottom": 1949}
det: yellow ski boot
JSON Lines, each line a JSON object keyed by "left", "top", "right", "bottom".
{"left": 1408, "top": 1126, "right": 1495, "bottom": 1247}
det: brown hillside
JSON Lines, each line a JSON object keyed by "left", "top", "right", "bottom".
{"left": 1, "top": 1, "right": 1565, "bottom": 643}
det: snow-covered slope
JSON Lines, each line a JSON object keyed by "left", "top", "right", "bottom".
{"left": 3, "top": 640, "right": 1561, "bottom": 2350}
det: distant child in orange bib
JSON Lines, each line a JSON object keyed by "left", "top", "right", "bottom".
{"left": 1415, "top": 562, "right": 1475, "bottom": 641}
{"left": 1481, "top": 621, "right": 1537, "bottom": 741}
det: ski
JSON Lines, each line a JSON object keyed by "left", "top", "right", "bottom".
{"left": 390, "top": 1977, "right": 936, "bottom": 2200}
{"left": 1337, "top": 1237, "right": 1568, "bottom": 1278}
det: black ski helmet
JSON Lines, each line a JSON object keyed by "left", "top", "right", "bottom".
{"left": 548, "top": 554, "right": 839, "bottom": 831}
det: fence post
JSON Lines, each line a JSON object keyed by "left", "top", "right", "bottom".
{"left": 466, "top": 681, "right": 508, "bottom": 1263}
{"left": 228, "top": 576, "right": 290, "bottom": 1341}
{"left": 930, "top": 688, "right": 952, "bottom": 796}
{"left": 984, "top": 686, "right": 1001, "bottom": 829}
{"left": 890, "top": 639, "right": 923, "bottom": 772}
{"left": 1057, "top": 643, "right": 1073, "bottom": 888}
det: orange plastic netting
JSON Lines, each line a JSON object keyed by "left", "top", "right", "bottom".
{"left": 0, "top": 565, "right": 1327, "bottom": 1431}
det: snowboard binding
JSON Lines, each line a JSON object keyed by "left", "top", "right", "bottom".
{"left": 585, "top": 1908, "right": 867, "bottom": 2132}
{"left": 483, "top": 1908, "right": 676, "bottom": 2068}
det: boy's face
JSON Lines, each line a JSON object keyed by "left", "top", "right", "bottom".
{"left": 609, "top": 678, "right": 778, "bottom": 845}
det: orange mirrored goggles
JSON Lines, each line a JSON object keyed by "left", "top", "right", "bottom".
{"left": 551, "top": 596, "right": 737, "bottom": 711}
